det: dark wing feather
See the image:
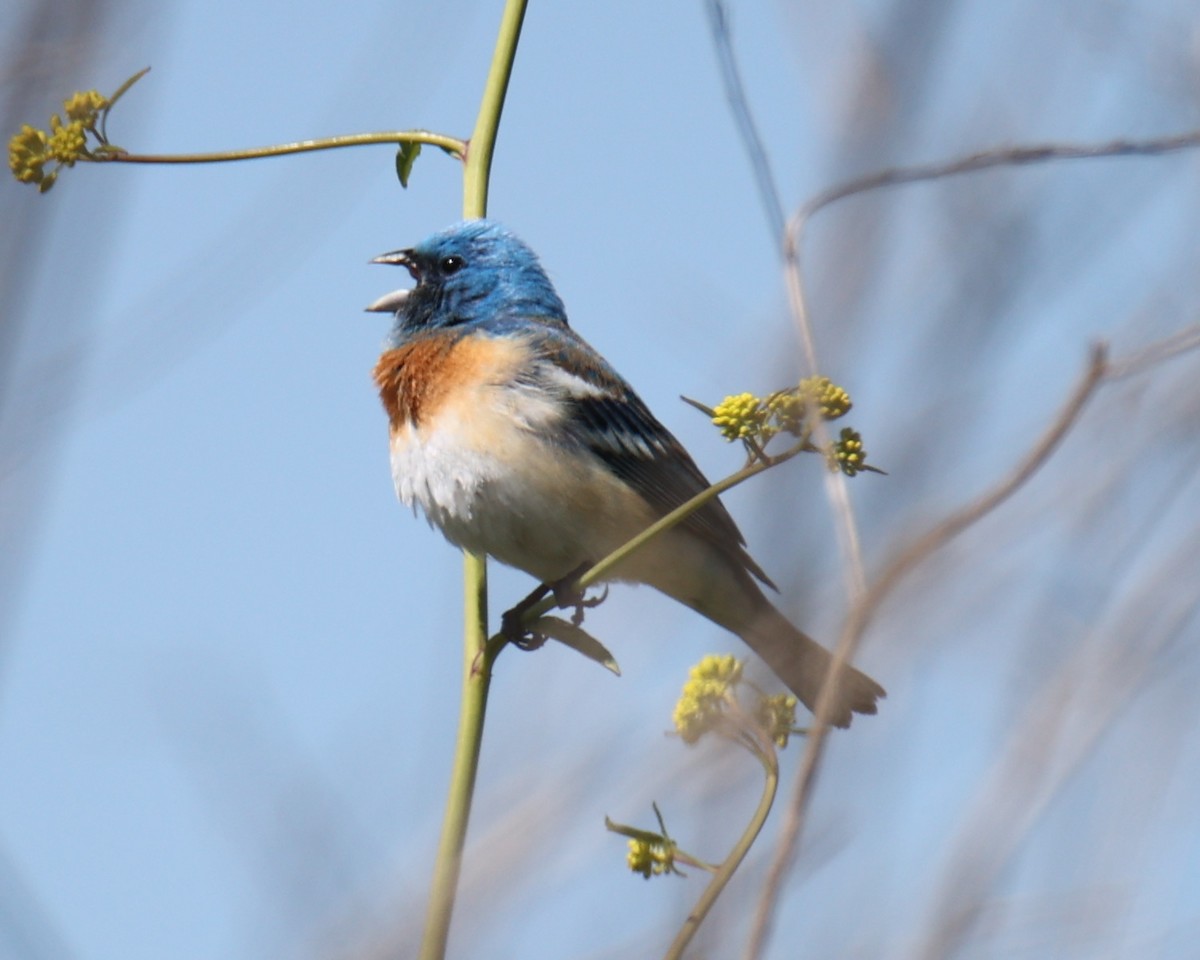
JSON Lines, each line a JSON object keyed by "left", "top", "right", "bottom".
{"left": 527, "top": 326, "right": 776, "bottom": 590}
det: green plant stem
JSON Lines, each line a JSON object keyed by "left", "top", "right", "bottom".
{"left": 463, "top": 0, "right": 528, "bottom": 216}
{"left": 418, "top": 2, "right": 528, "bottom": 958}
{"left": 664, "top": 746, "right": 779, "bottom": 960}
{"left": 102, "top": 130, "right": 466, "bottom": 164}
{"left": 578, "top": 449, "right": 789, "bottom": 588}
{"left": 419, "top": 552, "right": 491, "bottom": 960}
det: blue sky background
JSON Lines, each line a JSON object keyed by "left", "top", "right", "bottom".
{"left": 3, "top": 1, "right": 1200, "bottom": 958}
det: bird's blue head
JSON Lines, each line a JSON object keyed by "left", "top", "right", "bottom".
{"left": 368, "top": 220, "right": 569, "bottom": 346}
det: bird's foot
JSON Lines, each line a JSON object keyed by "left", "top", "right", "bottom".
{"left": 549, "top": 564, "right": 609, "bottom": 626}
{"left": 500, "top": 563, "right": 608, "bottom": 648}
{"left": 500, "top": 579, "right": 552, "bottom": 650}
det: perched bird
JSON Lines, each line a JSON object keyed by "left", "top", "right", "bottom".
{"left": 367, "top": 219, "right": 884, "bottom": 726}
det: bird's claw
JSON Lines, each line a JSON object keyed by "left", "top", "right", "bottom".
{"left": 500, "top": 602, "right": 547, "bottom": 650}
{"left": 567, "top": 585, "right": 608, "bottom": 625}
{"left": 500, "top": 562, "right": 608, "bottom": 646}
{"left": 549, "top": 563, "right": 608, "bottom": 626}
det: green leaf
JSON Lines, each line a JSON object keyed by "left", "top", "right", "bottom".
{"left": 529, "top": 616, "right": 621, "bottom": 675}
{"left": 680, "top": 394, "right": 717, "bottom": 418}
{"left": 395, "top": 141, "right": 421, "bottom": 188}
{"left": 107, "top": 67, "right": 151, "bottom": 109}
{"left": 604, "top": 816, "right": 667, "bottom": 843}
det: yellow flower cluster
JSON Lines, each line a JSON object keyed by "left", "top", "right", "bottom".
{"left": 831, "top": 427, "right": 867, "bottom": 477}
{"left": 626, "top": 836, "right": 676, "bottom": 879}
{"left": 705, "top": 375, "right": 880, "bottom": 475}
{"left": 755, "top": 693, "right": 799, "bottom": 748}
{"left": 798, "top": 376, "right": 852, "bottom": 420}
{"left": 762, "top": 389, "right": 803, "bottom": 437}
{"left": 672, "top": 654, "right": 742, "bottom": 744}
{"left": 711, "top": 377, "right": 853, "bottom": 447}
{"left": 64, "top": 90, "right": 107, "bottom": 126}
{"left": 48, "top": 114, "right": 87, "bottom": 163}
{"left": 8, "top": 89, "right": 108, "bottom": 192}
{"left": 9, "top": 126, "right": 47, "bottom": 185}
{"left": 711, "top": 392, "right": 766, "bottom": 441}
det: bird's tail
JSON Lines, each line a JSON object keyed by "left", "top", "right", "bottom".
{"left": 740, "top": 604, "right": 884, "bottom": 728}
{"left": 638, "top": 541, "right": 885, "bottom": 727}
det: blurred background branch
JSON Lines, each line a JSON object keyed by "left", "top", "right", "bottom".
{"left": 4, "top": 2, "right": 1200, "bottom": 959}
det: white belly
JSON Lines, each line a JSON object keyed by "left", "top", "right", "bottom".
{"left": 390, "top": 396, "right": 658, "bottom": 583}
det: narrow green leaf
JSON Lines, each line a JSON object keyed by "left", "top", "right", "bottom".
{"left": 680, "top": 394, "right": 717, "bottom": 418}
{"left": 395, "top": 141, "right": 422, "bottom": 188}
{"left": 107, "top": 67, "right": 151, "bottom": 109}
{"left": 530, "top": 616, "right": 621, "bottom": 675}
{"left": 604, "top": 816, "right": 667, "bottom": 843}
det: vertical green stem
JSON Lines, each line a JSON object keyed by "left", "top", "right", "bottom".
{"left": 419, "top": 554, "right": 492, "bottom": 960}
{"left": 463, "top": 0, "right": 529, "bottom": 218}
{"left": 419, "top": 2, "right": 528, "bottom": 958}
{"left": 664, "top": 751, "right": 779, "bottom": 960}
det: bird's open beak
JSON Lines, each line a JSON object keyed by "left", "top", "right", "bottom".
{"left": 364, "top": 288, "right": 411, "bottom": 313}
{"left": 366, "top": 247, "right": 417, "bottom": 313}
{"left": 371, "top": 247, "right": 412, "bottom": 266}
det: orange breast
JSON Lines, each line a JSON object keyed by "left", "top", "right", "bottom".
{"left": 372, "top": 332, "right": 530, "bottom": 430}
{"left": 372, "top": 335, "right": 457, "bottom": 428}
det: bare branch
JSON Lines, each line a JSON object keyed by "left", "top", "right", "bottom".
{"left": 743, "top": 315, "right": 1200, "bottom": 958}
{"left": 704, "top": 0, "right": 872, "bottom": 610}
{"left": 790, "top": 130, "right": 1200, "bottom": 236}
{"left": 741, "top": 342, "right": 1112, "bottom": 960}
{"left": 847, "top": 342, "right": 1109, "bottom": 648}
{"left": 703, "top": 0, "right": 787, "bottom": 250}
{"left": 782, "top": 129, "right": 1200, "bottom": 367}
{"left": 705, "top": 37, "right": 1200, "bottom": 957}
{"left": 1106, "top": 321, "right": 1200, "bottom": 380}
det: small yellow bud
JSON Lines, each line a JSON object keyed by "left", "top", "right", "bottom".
{"left": 8, "top": 124, "right": 48, "bottom": 184}
{"left": 831, "top": 427, "right": 867, "bottom": 476}
{"left": 63, "top": 90, "right": 107, "bottom": 128}
{"left": 711, "top": 392, "right": 767, "bottom": 441}
{"left": 626, "top": 838, "right": 651, "bottom": 876}
{"left": 672, "top": 655, "right": 743, "bottom": 744}
{"left": 756, "top": 693, "right": 799, "bottom": 748}
{"left": 46, "top": 117, "right": 87, "bottom": 165}
{"left": 671, "top": 693, "right": 708, "bottom": 745}
{"left": 799, "top": 376, "right": 852, "bottom": 420}
{"left": 691, "top": 653, "right": 743, "bottom": 687}
{"left": 764, "top": 388, "right": 805, "bottom": 436}
{"left": 626, "top": 837, "right": 676, "bottom": 879}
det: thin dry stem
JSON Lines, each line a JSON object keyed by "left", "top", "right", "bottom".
{"left": 741, "top": 128, "right": 1200, "bottom": 960}
{"left": 788, "top": 131, "right": 1200, "bottom": 237}
{"left": 744, "top": 324, "right": 1200, "bottom": 959}
{"left": 779, "top": 127, "right": 1200, "bottom": 671}
{"left": 1105, "top": 321, "right": 1200, "bottom": 380}
{"left": 705, "top": 0, "right": 871, "bottom": 612}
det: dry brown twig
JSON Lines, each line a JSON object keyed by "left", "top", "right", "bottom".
{"left": 702, "top": 14, "right": 1200, "bottom": 956}
{"left": 741, "top": 134, "right": 1200, "bottom": 960}
{"left": 781, "top": 132, "right": 1200, "bottom": 604}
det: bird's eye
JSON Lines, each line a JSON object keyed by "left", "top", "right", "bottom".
{"left": 439, "top": 255, "right": 465, "bottom": 276}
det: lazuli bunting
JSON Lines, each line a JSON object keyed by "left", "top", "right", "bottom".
{"left": 367, "top": 220, "right": 884, "bottom": 727}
